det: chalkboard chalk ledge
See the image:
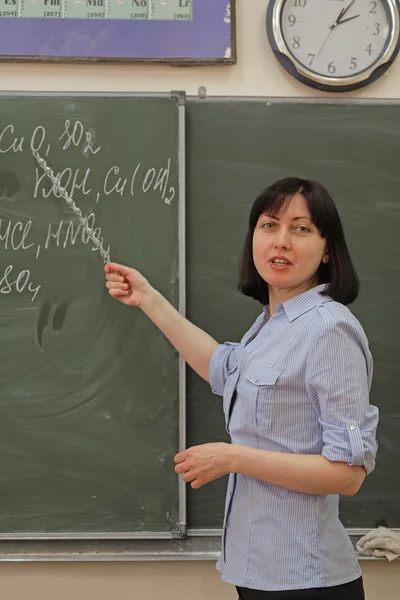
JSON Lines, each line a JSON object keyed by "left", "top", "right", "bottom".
{"left": 0, "top": 535, "right": 387, "bottom": 562}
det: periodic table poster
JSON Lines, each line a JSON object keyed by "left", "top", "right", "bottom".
{"left": 0, "top": 0, "right": 235, "bottom": 63}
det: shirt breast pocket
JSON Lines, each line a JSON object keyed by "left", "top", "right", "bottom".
{"left": 241, "top": 365, "right": 280, "bottom": 430}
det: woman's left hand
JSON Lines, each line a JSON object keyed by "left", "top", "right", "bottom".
{"left": 174, "top": 443, "right": 234, "bottom": 489}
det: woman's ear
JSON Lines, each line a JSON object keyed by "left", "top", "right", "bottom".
{"left": 322, "top": 250, "right": 330, "bottom": 264}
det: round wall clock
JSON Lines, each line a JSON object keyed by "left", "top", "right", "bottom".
{"left": 266, "top": 0, "right": 400, "bottom": 92}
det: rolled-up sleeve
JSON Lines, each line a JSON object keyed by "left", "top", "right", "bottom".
{"left": 306, "top": 319, "right": 379, "bottom": 475}
{"left": 209, "top": 342, "right": 238, "bottom": 397}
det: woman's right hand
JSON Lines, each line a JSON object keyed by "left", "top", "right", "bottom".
{"left": 104, "top": 262, "right": 153, "bottom": 308}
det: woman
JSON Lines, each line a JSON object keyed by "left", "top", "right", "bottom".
{"left": 105, "top": 177, "right": 378, "bottom": 600}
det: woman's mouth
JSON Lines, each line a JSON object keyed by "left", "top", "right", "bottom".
{"left": 269, "top": 257, "right": 292, "bottom": 269}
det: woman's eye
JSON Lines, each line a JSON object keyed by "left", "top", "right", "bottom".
{"left": 262, "top": 222, "right": 276, "bottom": 229}
{"left": 296, "top": 226, "right": 310, "bottom": 233}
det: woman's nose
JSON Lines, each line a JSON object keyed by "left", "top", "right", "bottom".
{"left": 273, "top": 228, "right": 291, "bottom": 249}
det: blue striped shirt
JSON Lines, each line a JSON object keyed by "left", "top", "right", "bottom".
{"left": 209, "top": 284, "right": 379, "bottom": 592}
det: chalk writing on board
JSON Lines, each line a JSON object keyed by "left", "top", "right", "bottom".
{"left": 0, "top": 265, "right": 40, "bottom": 301}
{"left": 34, "top": 151, "right": 112, "bottom": 265}
{"left": 0, "top": 125, "right": 24, "bottom": 153}
{"left": 44, "top": 212, "right": 108, "bottom": 253}
{"left": 34, "top": 166, "right": 92, "bottom": 199}
{"left": 103, "top": 158, "right": 175, "bottom": 204}
{"left": 0, "top": 218, "right": 41, "bottom": 300}
{"left": 0, "top": 117, "right": 176, "bottom": 306}
{"left": 0, "top": 120, "right": 176, "bottom": 206}
{"left": 0, "top": 124, "right": 48, "bottom": 154}
{"left": 0, "top": 219, "right": 35, "bottom": 251}
{"left": 58, "top": 120, "right": 101, "bottom": 155}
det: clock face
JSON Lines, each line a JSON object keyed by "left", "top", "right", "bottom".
{"left": 276, "top": 0, "right": 397, "bottom": 80}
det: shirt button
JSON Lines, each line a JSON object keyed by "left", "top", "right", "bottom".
{"left": 254, "top": 377, "right": 259, "bottom": 383}
{"left": 349, "top": 425, "right": 356, "bottom": 431}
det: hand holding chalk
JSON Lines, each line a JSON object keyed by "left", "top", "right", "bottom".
{"left": 111, "top": 269, "right": 133, "bottom": 297}
{"left": 105, "top": 263, "right": 151, "bottom": 308}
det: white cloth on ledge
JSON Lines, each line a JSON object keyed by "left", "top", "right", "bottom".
{"left": 356, "top": 526, "right": 400, "bottom": 561}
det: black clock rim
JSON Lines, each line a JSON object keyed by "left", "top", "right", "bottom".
{"left": 266, "top": 0, "right": 400, "bottom": 92}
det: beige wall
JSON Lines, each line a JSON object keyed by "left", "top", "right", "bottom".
{"left": 0, "top": 0, "right": 398, "bottom": 598}
{"left": 2, "top": 0, "right": 400, "bottom": 97}
{"left": 0, "top": 560, "right": 398, "bottom": 600}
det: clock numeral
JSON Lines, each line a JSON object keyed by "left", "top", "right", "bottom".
{"left": 293, "top": 0, "right": 307, "bottom": 7}
{"left": 369, "top": 1, "right": 377, "bottom": 13}
{"left": 288, "top": 14, "right": 296, "bottom": 26}
{"left": 308, "top": 53, "right": 315, "bottom": 66}
{"left": 292, "top": 36, "right": 301, "bottom": 49}
{"left": 373, "top": 22, "right": 380, "bottom": 35}
{"left": 328, "top": 61, "right": 336, "bottom": 74}
{"left": 349, "top": 57, "right": 357, "bottom": 71}
{"left": 365, "top": 43, "right": 373, "bottom": 55}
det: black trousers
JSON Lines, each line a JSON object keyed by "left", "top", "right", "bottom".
{"left": 236, "top": 576, "right": 365, "bottom": 600}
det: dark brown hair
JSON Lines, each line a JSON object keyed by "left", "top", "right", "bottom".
{"left": 238, "top": 177, "right": 359, "bottom": 306}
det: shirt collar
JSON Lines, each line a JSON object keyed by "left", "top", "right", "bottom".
{"left": 264, "top": 284, "right": 332, "bottom": 323}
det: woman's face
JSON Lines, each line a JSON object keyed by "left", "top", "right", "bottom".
{"left": 252, "top": 193, "right": 329, "bottom": 299}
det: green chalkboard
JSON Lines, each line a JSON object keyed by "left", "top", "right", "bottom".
{"left": 186, "top": 99, "right": 400, "bottom": 531}
{"left": 0, "top": 94, "right": 183, "bottom": 537}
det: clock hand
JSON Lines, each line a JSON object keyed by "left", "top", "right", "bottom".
{"left": 335, "top": 14, "right": 360, "bottom": 26}
{"left": 316, "top": 13, "right": 341, "bottom": 58}
{"left": 332, "top": 0, "right": 356, "bottom": 27}
{"left": 317, "top": 1, "right": 358, "bottom": 59}
{"left": 316, "top": 28, "right": 334, "bottom": 58}
{"left": 335, "top": 6, "right": 346, "bottom": 23}
{"left": 338, "top": 0, "right": 356, "bottom": 22}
